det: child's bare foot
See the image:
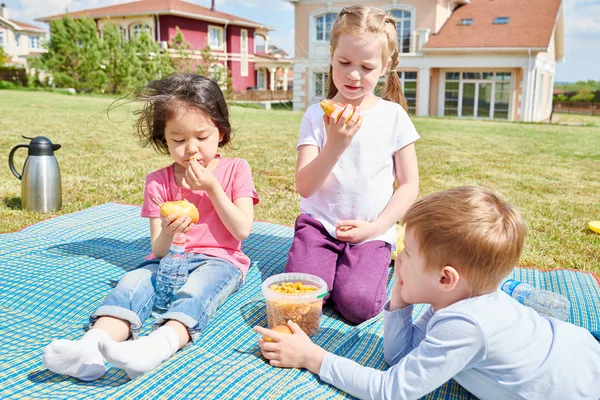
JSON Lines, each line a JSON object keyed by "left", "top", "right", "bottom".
{"left": 98, "top": 325, "right": 179, "bottom": 379}
{"left": 42, "top": 329, "right": 109, "bottom": 381}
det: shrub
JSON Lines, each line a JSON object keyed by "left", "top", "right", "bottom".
{"left": 0, "top": 80, "right": 17, "bottom": 90}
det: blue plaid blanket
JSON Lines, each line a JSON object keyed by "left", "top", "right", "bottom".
{"left": 1, "top": 203, "right": 599, "bottom": 399}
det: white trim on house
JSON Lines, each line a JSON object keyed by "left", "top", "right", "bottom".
{"left": 308, "top": 7, "right": 343, "bottom": 59}
{"left": 240, "top": 28, "right": 249, "bottom": 77}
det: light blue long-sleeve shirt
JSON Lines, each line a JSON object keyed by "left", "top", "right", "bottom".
{"left": 319, "top": 290, "right": 600, "bottom": 400}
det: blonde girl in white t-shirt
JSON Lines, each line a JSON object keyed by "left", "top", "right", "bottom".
{"left": 285, "top": 5, "right": 420, "bottom": 324}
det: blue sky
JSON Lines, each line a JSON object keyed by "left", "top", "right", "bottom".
{"left": 4, "top": 0, "right": 599, "bottom": 82}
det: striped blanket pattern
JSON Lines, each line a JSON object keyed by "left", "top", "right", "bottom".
{"left": 0, "top": 203, "right": 598, "bottom": 399}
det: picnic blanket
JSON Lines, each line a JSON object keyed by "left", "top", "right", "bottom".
{"left": 0, "top": 203, "right": 599, "bottom": 399}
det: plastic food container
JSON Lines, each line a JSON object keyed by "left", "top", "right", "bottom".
{"left": 262, "top": 273, "right": 328, "bottom": 336}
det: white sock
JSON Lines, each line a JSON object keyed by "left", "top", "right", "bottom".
{"left": 42, "top": 329, "right": 109, "bottom": 381}
{"left": 98, "top": 325, "right": 180, "bottom": 379}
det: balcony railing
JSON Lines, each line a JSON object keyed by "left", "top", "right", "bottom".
{"left": 232, "top": 89, "right": 293, "bottom": 102}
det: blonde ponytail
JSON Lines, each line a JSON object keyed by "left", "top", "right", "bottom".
{"left": 382, "top": 49, "right": 408, "bottom": 111}
{"left": 325, "top": 64, "right": 338, "bottom": 99}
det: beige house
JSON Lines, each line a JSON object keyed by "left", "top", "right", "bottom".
{"left": 0, "top": 4, "right": 46, "bottom": 67}
{"left": 288, "top": 0, "right": 564, "bottom": 122}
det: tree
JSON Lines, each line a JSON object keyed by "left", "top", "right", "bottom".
{"left": 196, "top": 45, "right": 232, "bottom": 96}
{"left": 132, "top": 30, "right": 174, "bottom": 84}
{"left": 101, "top": 22, "right": 139, "bottom": 94}
{"left": 169, "top": 27, "right": 194, "bottom": 72}
{"left": 0, "top": 46, "right": 8, "bottom": 65}
{"left": 37, "top": 16, "right": 106, "bottom": 92}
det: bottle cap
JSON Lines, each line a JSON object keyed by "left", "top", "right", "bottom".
{"left": 172, "top": 233, "right": 186, "bottom": 246}
{"left": 501, "top": 279, "right": 521, "bottom": 296}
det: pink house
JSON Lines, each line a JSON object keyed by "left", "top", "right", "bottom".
{"left": 36, "top": 0, "right": 292, "bottom": 93}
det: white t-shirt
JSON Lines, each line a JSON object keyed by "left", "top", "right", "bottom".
{"left": 297, "top": 98, "right": 420, "bottom": 247}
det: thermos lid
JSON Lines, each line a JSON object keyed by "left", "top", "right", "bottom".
{"left": 27, "top": 136, "right": 61, "bottom": 156}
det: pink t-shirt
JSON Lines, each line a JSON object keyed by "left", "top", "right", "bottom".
{"left": 141, "top": 157, "right": 259, "bottom": 278}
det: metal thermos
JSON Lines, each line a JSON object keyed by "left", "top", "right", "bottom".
{"left": 8, "top": 136, "right": 62, "bottom": 212}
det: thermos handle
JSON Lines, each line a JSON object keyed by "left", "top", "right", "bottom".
{"left": 8, "top": 144, "right": 28, "bottom": 180}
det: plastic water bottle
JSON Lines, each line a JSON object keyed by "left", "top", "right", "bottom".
{"left": 501, "top": 279, "right": 571, "bottom": 321}
{"left": 151, "top": 233, "right": 189, "bottom": 318}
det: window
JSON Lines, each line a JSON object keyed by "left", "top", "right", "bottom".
{"left": 257, "top": 69, "right": 266, "bottom": 89}
{"left": 443, "top": 72, "right": 512, "bottom": 119}
{"left": 315, "top": 13, "right": 336, "bottom": 42}
{"left": 391, "top": 10, "right": 413, "bottom": 54}
{"left": 208, "top": 25, "right": 224, "bottom": 49}
{"left": 444, "top": 72, "right": 460, "bottom": 116}
{"left": 493, "top": 17, "right": 510, "bottom": 25}
{"left": 29, "top": 35, "right": 40, "bottom": 49}
{"left": 458, "top": 18, "right": 473, "bottom": 26}
{"left": 15, "top": 33, "right": 21, "bottom": 46}
{"left": 314, "top": 72, "right": 328, "bottom": 98}
{"left": 240, "top": 29, "right": 248, "bottom": 77}
{"left": 0, "top": 32, "right": 3, "bottom": 45}
{"left": 398, "top": 71, "right": 417, "bottom": 114}
{"left": 131, "top": 24, "right": 151, "bottom": 39}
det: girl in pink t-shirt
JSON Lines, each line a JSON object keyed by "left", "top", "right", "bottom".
{"left": 43, "top": 73, "right": 259, "bottom": 381}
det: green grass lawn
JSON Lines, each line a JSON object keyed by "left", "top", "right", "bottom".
{"left": 552, "top": 112, "right": 600, "bottom": 127}
{"left": 1, "top": 90, "right": 599, "bottom": 274}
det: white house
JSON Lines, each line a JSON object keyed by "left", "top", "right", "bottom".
{"left": 288, "top": 0, "right": 565, "bottom": 122}
{"left": 0, "top": 3, "right": 46, "bottom": 68}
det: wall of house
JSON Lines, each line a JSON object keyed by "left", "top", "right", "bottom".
{"left": 292, "top": 0, "right": 451, "bottom": 110}
{"left": 159, "top": 15, "right": 226, "bottom": 51}
{"left": 229, "top": 60, "right": 256, "bottom": 91}
{"left": 0, "top": 22, "right": 45, "bottom": 66}
{"left": 227, "top": 25, "right": 255, "bottom": 54}
{"left": 294, "top": 0, "right": 442, "bottom": 59}
{"left": 429, "top": 68, "right": 440, "bottom": 116}
{"left": 513, "top": 67, "right": 523, "bottom": 121}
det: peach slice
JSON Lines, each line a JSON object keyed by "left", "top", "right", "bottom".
{"left": 320, "top": 99, "right": 358, "bottom": 123}
{"left": 263, "top": 324, "right": 293, "bottom": 342}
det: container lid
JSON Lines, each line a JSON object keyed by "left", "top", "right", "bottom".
{"left": 262, "top": 273, "right": 328, "bottom": 303}
{"left": 27, "top": 136, "right": 62, "bottom": 156}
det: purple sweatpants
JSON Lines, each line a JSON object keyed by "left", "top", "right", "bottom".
{"left": 285, "top": 214, "right": 392, "bottom": 324}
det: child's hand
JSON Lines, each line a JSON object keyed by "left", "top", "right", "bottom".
{"left": 390, "top": 258, "right": 410, "bottom": 311}
{"left": 182, "top": 158, "right": 219, "bottom": 192}
{"left": 335, "top": 219, "right": 377, "bottom": 243}
{"left": 161, "top": 213, "right": 194, "bottom": 235}
{"left": 253, "top": 321, "right": 327, "bottom": 374}
{"left": 323, "top": 105, "right": 362, "bottom": 152}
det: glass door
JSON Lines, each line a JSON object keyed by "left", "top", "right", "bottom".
{"left": 461, "top": 83, "right": 476, "bottom": 117}
{"left": 478, "top": 83, "right": 492, "bottom": 118}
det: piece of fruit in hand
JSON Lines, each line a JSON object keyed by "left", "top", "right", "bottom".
{"left": 320, "top": 99, "right": 356, "bottom": 123}
{"left": 263, "top": 324, "right": 293, "bottom": 342}
{"left": 153, "top": 198, "right": 199, "bottom": 223}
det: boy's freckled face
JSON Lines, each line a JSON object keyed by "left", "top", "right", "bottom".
{"left": 164, "top": 107, "right": 222, "bottom": 170}
{"left": 395, "top": 228, "right": 439, "bottom": 305}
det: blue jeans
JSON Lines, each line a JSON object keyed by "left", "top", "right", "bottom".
{"left": 89, "top": 253, "right": 242, "bottom": 342}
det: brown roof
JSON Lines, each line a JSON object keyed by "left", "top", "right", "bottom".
{"left": 36, "top": 0, "right": 271, "bottom": 29}
{"left": 424, "top": 0, "right": 562, "bottom": 49}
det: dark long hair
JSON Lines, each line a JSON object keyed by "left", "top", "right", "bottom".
{"left": 133, "top": 73, "right": 233, "bottom": 155}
